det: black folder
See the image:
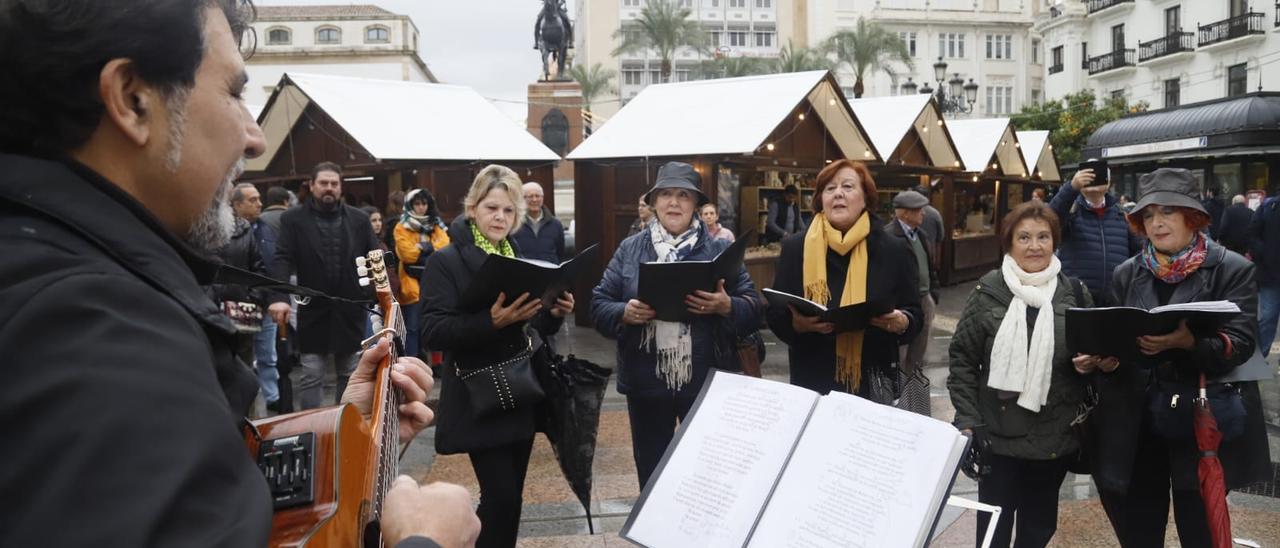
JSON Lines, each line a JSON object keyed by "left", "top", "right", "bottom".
{"left": 458, "top": 244, "right": 599, "bottom": 311}
{"left": 637, "top": 236, "right": 749, "bottom": 322}
{"left": 762, "top": 288, "right": 896, "bottom": 333}
{"left": 1065, "top": 301, "right": 1240, "bottom": 363}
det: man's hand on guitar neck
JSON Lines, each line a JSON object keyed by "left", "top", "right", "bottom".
{"left": 384, "top": 476, "right": 481, "bottom": 548}
{"left": 341, "top": 337, "right": 435, "bottom": 440}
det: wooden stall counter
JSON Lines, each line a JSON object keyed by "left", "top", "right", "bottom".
{"left": 744, "top": 245, "right": 781, "bottom": 298}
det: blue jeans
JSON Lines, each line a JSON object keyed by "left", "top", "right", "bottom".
{"left": 403, "top": 301, "right": 422, "bottom": 360}
{"left": 254, "top": 316, "right": 279, "bottom": 403}
{"left": 1259, "top": 284, "right": 1280, "bottom": 357}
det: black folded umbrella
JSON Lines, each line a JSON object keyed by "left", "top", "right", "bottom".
{"left": 274, "top": 323, "right": 297, "bottom": 413}
{"left": 536, "top": 338, "right": 612, "bottom": 534}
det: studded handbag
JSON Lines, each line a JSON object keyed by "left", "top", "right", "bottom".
{"left": 456, "top": 336, "right": 546, "bottom": 418}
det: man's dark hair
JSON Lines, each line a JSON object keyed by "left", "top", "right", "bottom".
{"left": 0, "top": 1, "right": 256, "bottom": 157}
{"left": 312, "top": 161, "right": 343, "bottom": 180}
{"left": 264, "top": 185, "right": 290, "bottom": 207}
{"left": 783, "top": 184, "right": 799, "bottom": 195}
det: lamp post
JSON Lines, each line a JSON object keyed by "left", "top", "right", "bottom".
{"left": 905, "top": 56, "right": 978, "bottom": 115}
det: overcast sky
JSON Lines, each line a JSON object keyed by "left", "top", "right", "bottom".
{"left": 261, "top": 0, "right": 579, "bottom": 122}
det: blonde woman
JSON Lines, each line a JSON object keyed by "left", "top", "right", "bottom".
{"left": 422, "top": 165, "right": 574, "bottom": 548}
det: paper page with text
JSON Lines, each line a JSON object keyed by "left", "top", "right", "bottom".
{"left": 746, "top": 391, "right": 968, "bottom": 548}
{"left": 621, "top": 372, "right": 819, "bottom": 548}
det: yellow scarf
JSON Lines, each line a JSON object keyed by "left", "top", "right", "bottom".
{"left": 802, "top": 211, "right": 870, "bottom": 392}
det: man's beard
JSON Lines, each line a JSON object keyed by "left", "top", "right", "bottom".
{"left": 184, "top": 159, "right": 244, "bottom": 254}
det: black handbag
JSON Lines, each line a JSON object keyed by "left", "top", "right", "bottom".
{"left": 1146, "top": 378, "right": 1246, "bottom": 442}
{"left": 456, "top": 336, "right": 545, "bottom": 418}
{"left": 865, "top": 363, "right": 901, "bottom": 405}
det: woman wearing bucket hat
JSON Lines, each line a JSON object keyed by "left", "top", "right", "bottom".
{"left": 590, "top": 161, "right": 763, "bottom": 489}
{"left": 1080, "top": 167, "right": 1269, "bottom": 546}
{"left": 765, "top": 159, "right": 922, "bottom": 400}
{"left": 394, "top": 188, "right": 450, "bottom": 360}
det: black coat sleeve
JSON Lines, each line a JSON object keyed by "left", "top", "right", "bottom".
{"left": 765, "top": 236, "right": 802, "bottom": 345}
{"left": 420, "top": 249, "right": 501, "bottom": 352}
{"left": 0, "top": 273, "right": 270, "bottom": 546}
{"left": 270, "top": 212, "right": 298, "bottom": 304}
{"left": 889, "top": 238, "right": 925, "bottom": 344}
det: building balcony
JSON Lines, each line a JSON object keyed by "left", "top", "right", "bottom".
{"left": 1088, "top": 49, "right": 1135, "bottom": 77}
{"left": 1198, "top": 12, "right": 1266, "bottom": 51}
{"left": 1138, "top": 32, "right": 1195, "bottom": 65}
{"left": 1087, "top": 0, "right": 1134, "bottom": 17}
{"left": 1048, "top": 62, "right": 1064, "bottom": 74}
{"left": 1275, "top": 3, "right": 1280, "bottom": 30}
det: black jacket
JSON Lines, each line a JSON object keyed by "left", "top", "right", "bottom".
{"left": 509, "top": 208, "right": 565, "bottom": 264}
{"left": 1090, "top": 241, "right": 1270, "bottom": 492}
{"left": 210, "top": 217, "right": 267, "bottom": 305}
{"left": 422, "top": 216, "right": 563, "bottom": 455}
{"left": 1217, "top": 202, "right": 1254, "bottom": 255}
{"left": 590, "top": 223, "right": 762, "bottom": 398}
{"left": 1249, "top": 196, "right": 1280, "bottom": 285}
{"left": 271, "top": 202, "right": 378, "bottom": 354}
{"left": 0, "top": 154, "right": 271, "bottom": 546}
{"left": 883, "top": 218, "right": 939, "bottom": 303}
{"left": 765, "top": 217, "right": 924, "bottom": 395}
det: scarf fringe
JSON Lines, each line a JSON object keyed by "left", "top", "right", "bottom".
{"left": 641, "top": 321, "right": 692, "bottom": 391}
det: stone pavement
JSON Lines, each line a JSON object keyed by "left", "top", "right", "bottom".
{"left": 388, "top": 280, "right": 1280, "bottom": 547}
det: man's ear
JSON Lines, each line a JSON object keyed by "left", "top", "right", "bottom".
{"left": 97, "top": 58, "right": 159, "bottom": 147}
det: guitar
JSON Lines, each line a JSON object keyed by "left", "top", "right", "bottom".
{"left": 244, "top": 250, "right": 404, "bottom": 547}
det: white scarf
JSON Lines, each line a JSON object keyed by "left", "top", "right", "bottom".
{"left": 987, "top": 254, "right": 1061, "bottom": 412}
{"left": 641, "top": 219, "right": 700, "bottom": 391}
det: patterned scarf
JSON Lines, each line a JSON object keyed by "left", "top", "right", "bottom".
{"left": 470, "top": 221, "right": 514, "bottom": 258}
{"left": 1140, "top": 233, "right": 1207, "bottom": 284}
{"left": 641, "top": 219, "right": 701, "bottom": 391}
{"left": 802, "top": 211, "right": 870, "bottom": 392}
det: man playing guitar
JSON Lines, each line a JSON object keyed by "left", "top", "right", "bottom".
{"left": 0, "top": 1, "right": 479, "bottom": 546}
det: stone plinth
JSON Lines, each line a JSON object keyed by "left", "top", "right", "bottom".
{"left": 527, "top": 80, "right": 582, "bottom": 185}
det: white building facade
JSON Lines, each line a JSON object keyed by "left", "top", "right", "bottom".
{"left": 242, "top": 5, "right": 435, "bottom": 108}
{"left": 806, "top": 0, "right": 1046, "bottom": 117}
{"left": 574, "top": 0, "right": 801, "bottom": 120}
{"left": 1035, "top": 0, "right": 1280, "bottom": 108}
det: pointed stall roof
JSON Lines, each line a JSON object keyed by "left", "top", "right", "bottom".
{"left": 847, "top": 94, "right": 962, "bottom": 170}
{"left": 247, "top": 73, "right": 560, "bottom": 172}
{"left": 947, "top": 118, "right": 1028, "bottom": 177}
{"left": 1016, "top": 130, "right": 1061, "bottom": 182}
{"left": 566, "top": 70, "right": 879, "bottom": 162}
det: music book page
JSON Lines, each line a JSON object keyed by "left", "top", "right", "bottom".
{"left": 620, "top": 373, "right": 819, "bottom": 548}
{"left": 746, "top": 391, "right": 968, "bottom": 548}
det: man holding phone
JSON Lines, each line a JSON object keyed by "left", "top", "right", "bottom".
{"left": 1048, "top": 160, "right": 1141, "bottom": 307}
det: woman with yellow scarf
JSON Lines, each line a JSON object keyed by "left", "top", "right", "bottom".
{"left": 766, "top": 159, "right": 923, "bottom": 400}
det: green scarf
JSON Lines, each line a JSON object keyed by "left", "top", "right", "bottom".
{"left": 470, "top": 221, "right": 515, "bottom": 258}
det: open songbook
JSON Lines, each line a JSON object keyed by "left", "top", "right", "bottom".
{"left": 458, "top": 244, "right": 599, "bottom": 311}
{"left": 620, "top": 371, "right": 970, "bottom": 548}
{"left": 637, "top": 234, "right": 750, "bottom": 322}
{"left": 762, "top": 288, "right": 896, "bottom": 333}
{"left": 1066, "top": 300, "right": 1241, "bottom": 363}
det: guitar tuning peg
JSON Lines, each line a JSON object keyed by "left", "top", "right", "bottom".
{"left": 357, "top": 266, "right": 369, "bottom": 276}
{"left": 358, "top": 277, "right": 371, "bottom": 287}
{"left": 355, "top": 257, "right": 368, "bottom": 267}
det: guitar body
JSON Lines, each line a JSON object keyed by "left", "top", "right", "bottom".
{"left": 244, "top": 404, "right": 376, "bottom": 547}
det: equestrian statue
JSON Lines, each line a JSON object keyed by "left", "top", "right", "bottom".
{"left": 534, "top": 0, "right": 574, "bottom": 81}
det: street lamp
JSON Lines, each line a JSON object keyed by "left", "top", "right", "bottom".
{"left": 907, "top": 56, "right": 978, "bottom": 115}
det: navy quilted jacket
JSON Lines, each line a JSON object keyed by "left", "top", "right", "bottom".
{"left": 1048, "top": 184, "right": 1140, "bottom": 306}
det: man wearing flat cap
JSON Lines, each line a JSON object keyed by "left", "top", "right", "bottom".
{"left": 885, "top": 190, "right": 939, "bottom": 379}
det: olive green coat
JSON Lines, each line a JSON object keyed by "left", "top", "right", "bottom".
{"left": 946, "top": 269, "right": 1092, "bottom": 460}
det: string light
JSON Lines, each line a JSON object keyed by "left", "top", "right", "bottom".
{"left": 766, "top": 143, "right": 775, "bottom": 151}
{"left": 798, "top": 113, "right": 806, "bottom": 120}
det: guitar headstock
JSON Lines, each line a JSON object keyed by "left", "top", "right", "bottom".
{"left": 356, "top": 250, "right": 391, "bottom": 291}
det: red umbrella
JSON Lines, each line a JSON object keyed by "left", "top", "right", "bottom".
{"left": 1193, "top": 372, "right": 1232, "bottom": 548}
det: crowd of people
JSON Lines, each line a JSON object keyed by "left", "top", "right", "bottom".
{"left": 2, "top": 2, "right": 1276, "bottom": 548}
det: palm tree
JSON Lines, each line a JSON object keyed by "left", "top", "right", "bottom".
{"left": 611, "top": 0, "right": 708, "bottom": 84}
{"left": 823, "top": 17, "right": 913, "bottom": 98}
{"left": 695, "top": 55, "right": 770, "bottom": 80}
{"left": 774, "top": 40, "right": 831, "bottom": 74}
{"left": 569, "top": 62, "right": 616, "bottom": 136}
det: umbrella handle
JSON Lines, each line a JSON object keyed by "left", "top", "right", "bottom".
{"left": 1198, "top": 372, "right": 1207, "bottom": 399}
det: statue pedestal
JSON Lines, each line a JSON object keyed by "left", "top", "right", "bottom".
{"left": 527, "top": 80, "right": 582, "bottom": 185}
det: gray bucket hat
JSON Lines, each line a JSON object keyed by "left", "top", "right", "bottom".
{"left": 1131, "top": 168, "right": 1207, "bottom": 216}
{"left": 644, "top": 161, "right": 708, "bottom": 206}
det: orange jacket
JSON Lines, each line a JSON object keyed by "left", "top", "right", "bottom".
{"left": 394, "top": 221, "right": 450, "bottom": 304}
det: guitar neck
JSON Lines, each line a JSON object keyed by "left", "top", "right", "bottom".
{"left": 358, "top": 251, "right": 406, "bottom": 524}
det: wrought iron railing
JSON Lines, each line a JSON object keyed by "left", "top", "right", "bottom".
{"left": 1087, "top": 0, "right": 1134, "bottom": 15}
{"left": 1138, "top": 32, "right": 1195, "bottom": 62}
{"left": 1088, "top": 49, "right": 1135, "bottom": 75}
{"left": 1049, "top": 63, "right": 1064, "bottom": 74}
{"left": 1198, "top": 12, "right": 1265, "bottom": 47}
